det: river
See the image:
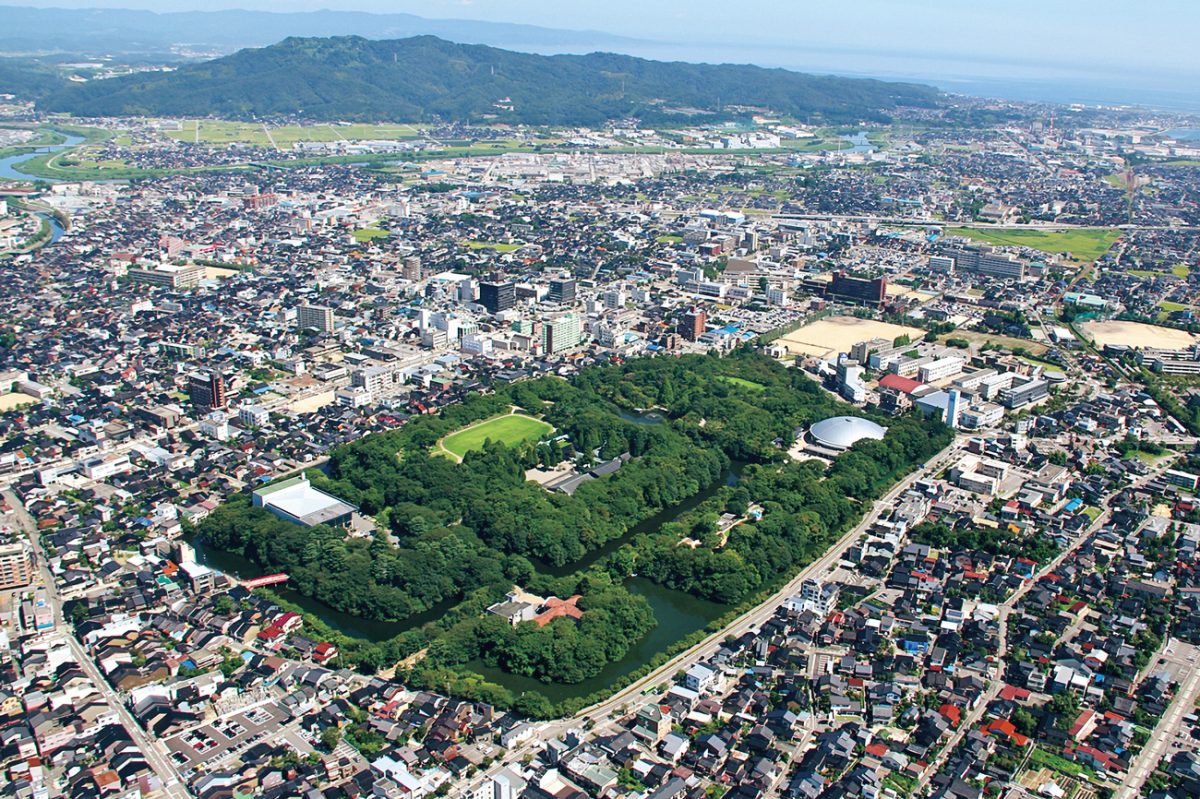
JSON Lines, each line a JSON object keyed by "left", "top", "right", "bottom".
{"left": 0, "top": 131, "right": 85, "bottom": 182}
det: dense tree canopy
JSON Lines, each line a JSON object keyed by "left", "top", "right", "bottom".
{"left": 198, "top": 350, "right": 951, "bottom": 704}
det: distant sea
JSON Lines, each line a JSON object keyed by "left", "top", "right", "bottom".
{"left": 565, "top": 40, "right": 1200, "bottom": 114}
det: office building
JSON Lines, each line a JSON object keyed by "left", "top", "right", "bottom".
{"left": 298, "top": 304, "right": 335, "bottom": 334}
{"left": 127, "top": 263, "right": 205, "bottom": 289}
{"left": 680, "top": 308, "right": 707, "bottom": 342}
{"left": 603, "top": 288, "right": 626, "bottom": 310}
{"left": 828, "top": 271, "right": 888, "bottom": 306}
{"left": 943, "top": 247, "right": 1027, "bottom": 280}
{"left": 188, "top": 371, "right": 227, "bottom": 411}
{"left": 928, "top": 255, "right": 955, "bottom": 273}
{"left": 543, "top": 314, "right": 583, "bottom": 355}
{"left": 0, "top": 542, "right": 34, "bottom": 590}
{"left": 918, "top": 356, "right": 965, "bottom": 383}
{"left": 479, "top": 281, "right": 516, "bottom": 314}
{"left": 548, "top": 278, "right": 576, "bottom": 304}
{"left": 998, "top": 377, "right": 1049, "bottom": 409}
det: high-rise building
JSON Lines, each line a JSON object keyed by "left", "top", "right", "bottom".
{"left": 188, "top": 371, "right": 227, "bottom": 411}
{"left": 548, "top": 278, "right": 576, "bottom": 304}
{"left": 680, "top": 308, "right": 707, "bottom": 342}
{"left": 402, "top": 255, "right": 422, "bottom": 281}
{"left": 542, "top": 314, "right": 583, "bottom": 355}
{"left": 0, "top": 542, "right": 34, "bottom": 590}
{"left": 298, "top": 304, "right": 335, "bottom": 334}
{"left": 479, "top": 281, "right": 516, "bottom": 314}
{"left": 828, "top": 271, "right": 888, "bottom": 307}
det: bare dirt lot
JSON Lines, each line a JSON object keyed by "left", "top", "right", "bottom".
{"left": 778, "top": 316, "right": 925, "bottom": 359}
{"left": 1080, "top": 320, "right": 1199, "bottom": 350}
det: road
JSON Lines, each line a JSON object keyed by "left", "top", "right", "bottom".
{"left": 912, "top": 464, "right": 1172, "bottom": 790}
{"left": 458, "top": 437, "right": 965, "bottom": 797}
{"left": 1116, "top": 640, "right": 1200, "bottom": 799}
{"left": 5, "top": 489, "right": 195, "bottom": 799}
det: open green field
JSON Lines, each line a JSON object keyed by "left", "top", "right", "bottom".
{"left": 437, "top": 413, "right": 553, "bottom": 461}
{"left": 351, "top": 226, "right": 390, "bottom": 243}
{"left": 944, "top": 227, "right": 1121, "bottom": 262}
{"left": 939, "top": 330, "right": 1049, "bottom": 356}
{"left": 718, "top": 376, "right": 767, "bottom": 392}
{"left": 164, "top": 120, "right": 423, "bottom": 147}
{"left": 462, "top": 240, "right": 521, "bottom": 252}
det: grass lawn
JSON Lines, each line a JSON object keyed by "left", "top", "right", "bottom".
{"left": 1081, "top": 506, "right": 1102, "bottom": 522}
{"left": 940, "top": 330, "right": 1049, "bottom": 356}
{"left": 718, "top": 376, "right": 767, "bottom": 392}
{"left": 656, "top": 235, "right": 683, "bottom": 244}
{"left": 352, "top": 226, "right": 390, "bottom": 242}
{"left": 462, "top": 240, "right": 521, "bottom": 252}
{"left": 1029, "top": 747, "right": 1086, "bottom": 777}
{"left": 944, "top": 227, "right": 1121, "bottom": 262}
{"left": 437, "top": 413, "right": 553, "bottom": 461}
{"left": 1160, "top": 300, "right": 1192, "bottom": 313}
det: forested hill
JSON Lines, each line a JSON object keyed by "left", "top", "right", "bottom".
{"left": 40, "top": 35, "right": 941, "bottom": 125}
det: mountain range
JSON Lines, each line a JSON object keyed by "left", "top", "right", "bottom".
{"left": 0, "top": 5, "right": 641, "bottom": 56}
{"left": 38, "top": 35, "right": 940, "bottom": 125}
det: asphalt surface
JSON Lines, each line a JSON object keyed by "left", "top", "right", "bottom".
{"left": 5, "top": 489, "right": 195, "bottom": 799}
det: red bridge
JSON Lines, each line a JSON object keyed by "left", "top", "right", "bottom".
{"left": 242, "top": 573, "right": 290, "bottom": 589}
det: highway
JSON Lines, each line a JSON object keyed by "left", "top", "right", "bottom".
{"left": 5, "top": 489, "right": 195, "bottom": 799}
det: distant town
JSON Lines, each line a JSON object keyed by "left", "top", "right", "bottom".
{"left": 1, "top": 90, "right": 1200, "bottom": 799}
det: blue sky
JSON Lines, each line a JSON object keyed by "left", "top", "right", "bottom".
{"left": 5, "top": 0, "right": 1197, "bottom": 74}
{"left": 4, "top": 0, "right": 1199, "bottom": 106}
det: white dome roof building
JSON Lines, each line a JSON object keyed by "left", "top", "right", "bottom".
{"left": 805, "top": 415, "right": 888, "bottom": 453}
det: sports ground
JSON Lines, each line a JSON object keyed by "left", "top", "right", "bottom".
{"left": 436, "top": 413, "right": 554, "bottom": 461}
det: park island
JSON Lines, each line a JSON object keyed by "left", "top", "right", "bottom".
{"left": 196, "top": 350, "right": 951, "bottom": 716}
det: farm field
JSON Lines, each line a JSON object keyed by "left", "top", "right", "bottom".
{"left": 944, "top": 227, "right": 1121, "bottom": 262}
{"left": 777, "top": 316, "right": 924, "bottom": 359}
{"left": 437, "top": 413, "right": 553, "bottom": 461}
{"left": 1080, "top": 320, "right": 1199, "bottom": 350}
{"left": 163, "top": 120, "right": 422, "bottom": 147}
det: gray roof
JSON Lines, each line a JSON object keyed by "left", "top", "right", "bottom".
{"left": 809, "top": 416, "right": 887, "bottom": 451}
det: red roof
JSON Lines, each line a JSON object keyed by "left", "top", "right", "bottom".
{"left": 534, "top": 595, "right": 584, "bottom": 627}
{"left": 938, "top": 704, "right": 962, "bottom": 727}
{"left": 999, "top": 685, "right": 1031, "bottom": 703}
{"left": 878, "top": 374, "right": 924, "bottom": 394}
{"left": 981, "top": 719, "right": 1030, "bottom": 748}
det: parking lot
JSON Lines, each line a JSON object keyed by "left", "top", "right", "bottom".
{"left": 165, "top": 703, "right": 292, "bottom": 772}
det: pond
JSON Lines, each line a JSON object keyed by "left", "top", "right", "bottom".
{"left": 187, "top": 536, "right": 458, "bottom": 640}
{"left": 532, "top": 460, "right": 744, "bottom": 578}
{"left": 191, "top": 457, "right": 746, "bottom": 696}
{"left": 465, "top": 577, "right": 730, "bottom": 703}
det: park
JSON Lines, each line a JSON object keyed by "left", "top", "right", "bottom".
{"left": 196, "top": 351, "right": 951, "bottom": 716}
{"left": 436, "top": 412, "right": 554, "bottom": 461}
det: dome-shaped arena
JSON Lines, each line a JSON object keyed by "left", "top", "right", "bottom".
{"left": 807, "top": 416, "right": 887, "bottom": 452}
